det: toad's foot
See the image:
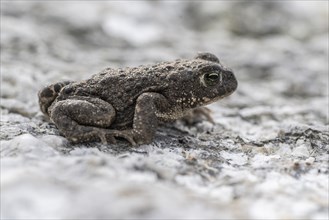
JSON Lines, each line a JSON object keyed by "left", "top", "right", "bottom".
{"left": 181, "top": 107, "right": 215, "bottom": 125}
{"left": 66, "top": 127, "right": 138, "bottom": 145}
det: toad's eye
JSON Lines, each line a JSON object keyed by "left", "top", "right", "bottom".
{"left": 203, "top": 72, "right": 220, "bottom": 86}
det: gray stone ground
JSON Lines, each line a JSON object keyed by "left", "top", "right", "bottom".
{"left": 1, "top": 1, "right": 328, "bottom": 219}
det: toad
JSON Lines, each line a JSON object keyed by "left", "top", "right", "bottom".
{"left": 38, "top": 53, "right": 237, "bottom": 145}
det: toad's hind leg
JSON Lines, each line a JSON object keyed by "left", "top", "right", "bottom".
{"left": 49, "top": 98, "right": 116, "bottom": 143}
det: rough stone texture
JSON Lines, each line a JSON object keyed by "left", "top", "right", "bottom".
{"left": 1, "top": 1, "right": 328, "bottom": 219}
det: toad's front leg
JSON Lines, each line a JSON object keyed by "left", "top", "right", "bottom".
{"left": 118, "top": 92, "right": 169, "bottom": 145}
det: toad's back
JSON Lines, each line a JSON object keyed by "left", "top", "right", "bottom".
{"left": 57, "top": 58, "right": 208, "bottom": 111}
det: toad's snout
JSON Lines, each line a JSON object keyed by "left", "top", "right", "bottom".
{"left": 222, "top": 70, "right": 238, "bottom": 94}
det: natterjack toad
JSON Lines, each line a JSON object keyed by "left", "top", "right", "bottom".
{"left": 38, "top": 53, "right": 237, "bottom": 145}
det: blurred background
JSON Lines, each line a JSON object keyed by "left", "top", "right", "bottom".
{"left": 1, "top": 1, "right": 328, "bottom": 219}
{"left": 1, "top": 1, "right": 328, "bottom": 112}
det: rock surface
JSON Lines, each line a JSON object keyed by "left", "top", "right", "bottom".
{"left": 1, "top": 2, "right": 328, "bottom": 219}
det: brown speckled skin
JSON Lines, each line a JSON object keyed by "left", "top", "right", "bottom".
{"left": 38, "top": 53, "right": 237, "bottom": 145}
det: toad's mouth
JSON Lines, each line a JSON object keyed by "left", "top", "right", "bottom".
{"left": 224, "top": 83, "right": 237, "bottom": 97}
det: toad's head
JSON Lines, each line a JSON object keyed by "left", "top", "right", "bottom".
{"left": 168, "top": 53, "right": 238, "bottom": 109}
